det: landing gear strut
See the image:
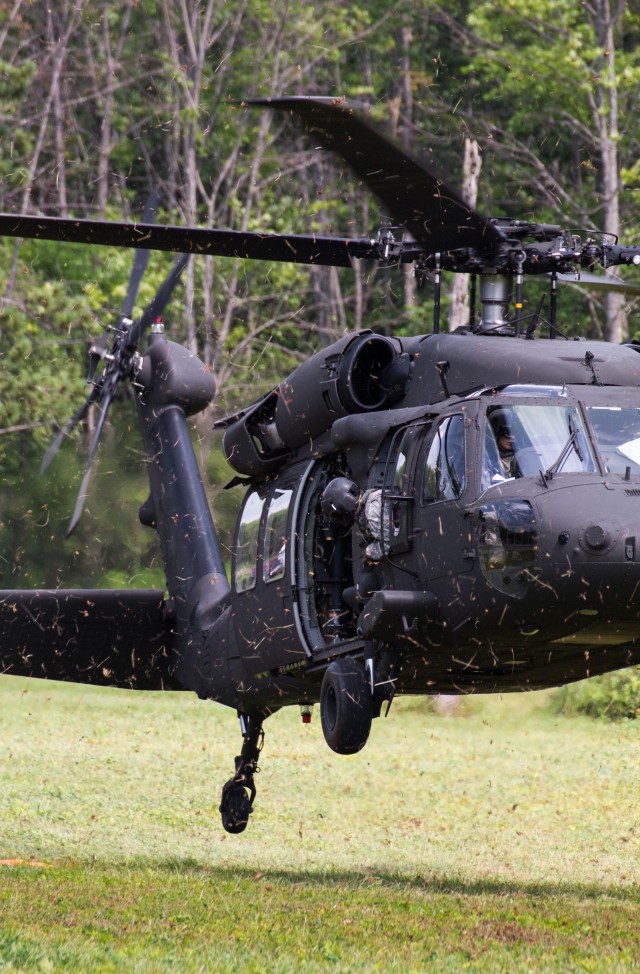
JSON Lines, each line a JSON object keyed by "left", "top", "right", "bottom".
{"left": 219, "top": 713, "right": 264, "bottom": 834}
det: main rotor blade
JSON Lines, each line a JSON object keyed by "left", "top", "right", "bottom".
{"left": 0, "top": 213, "right": 378, "bottom": 268}
{"left": 249, "top": 97, "right": 504, "bottom": 255}
{"left": 557, "top": 271, "right": 640, "bottom": 295}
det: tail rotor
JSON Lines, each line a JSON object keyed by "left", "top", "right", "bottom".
{"left": 40, "top": 194, "right": 190, "bottom": 535}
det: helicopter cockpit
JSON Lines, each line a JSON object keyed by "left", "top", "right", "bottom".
{"left": 468, "top": 385, "right": 640, "bottom": 616}
{"left": 480, "top": 384, "right": 640, "bottom": 488}
{"left": 481, "top": 393, "right": 596, "bottom": 490}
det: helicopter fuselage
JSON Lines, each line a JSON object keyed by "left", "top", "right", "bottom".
{"left": 137, "top": 328, "right": 640, "bottom": 716}
{"left": 5, "top": 329, "right": 640, "bottom": 716}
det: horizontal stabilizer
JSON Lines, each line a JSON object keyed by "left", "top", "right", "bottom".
{"left": 0, "top": 589, "right": 177, "bottom": 690}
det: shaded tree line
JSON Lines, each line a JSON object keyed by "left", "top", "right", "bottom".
{"left": 1, "top": 0, "right": 640, "bottom": 584}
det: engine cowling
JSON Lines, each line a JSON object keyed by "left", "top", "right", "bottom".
{"left": 275, "top": 331, "right": 404, "bottom": 447}
{"left": 220, "top": 331, "right": 410, "bottom": 476}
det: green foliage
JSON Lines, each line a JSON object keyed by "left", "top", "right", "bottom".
{"left": 0, "top": 408, "right": 167, "bottom": 590}
{"left": 554, "top": 667, "right": 640, "bottom": 721}
{"left": 0, "top": 58, "right": 35, "bottom": 193}
{"left": 467, "top": 1, "right": 640, "bottom": 231}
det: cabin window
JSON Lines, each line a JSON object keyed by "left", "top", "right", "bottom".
{"left": 234, "top": 489, "right": 266, "bottom": 592}
{"left": 263, "top": 487, "right": 293, "bottom": 583}
{"left": 586, "top": 406, "right": 640, "bottom": 475}
{"left": 423, "top": 415, "right": 466, "bottom": 502}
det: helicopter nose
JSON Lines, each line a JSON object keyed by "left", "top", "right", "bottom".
{"left": 534, "top": 484, "right": 633, "bottom": 564}
{"left": 532, "top": 483, "right": 640, "bottom": 613}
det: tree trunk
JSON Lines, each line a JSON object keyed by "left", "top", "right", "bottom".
{"left": 399, "top": 25, "right": 417, "bottom": 312}
{"left": 449, "top": 137, "right": 482, "bottom": 331}
{"left": 590, "top": 0, "right": 627, "bottom": 343}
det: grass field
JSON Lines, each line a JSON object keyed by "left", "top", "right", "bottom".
{"left": 1, "top": 676, "right": 640, "bottom": 972}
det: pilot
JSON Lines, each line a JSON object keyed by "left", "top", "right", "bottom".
{"left": 320, "top": 476, "right": 385, "bottom": 561}
{"left": 488, "top": 408, "right": 516, "bottom": 479}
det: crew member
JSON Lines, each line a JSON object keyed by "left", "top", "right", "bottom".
{"left": 320, "top": 477, "right": 386, "bottom": 562}
{"left": 489, "top": 409, "right": 516, "bottom": 478}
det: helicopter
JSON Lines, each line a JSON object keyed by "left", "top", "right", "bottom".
{"left": 3, "top": 96, "right": 640, "bottom": 834}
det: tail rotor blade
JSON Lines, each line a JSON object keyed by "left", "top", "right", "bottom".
{"left": 86, "top": 193, "right": 160, "bottom": 384}
{"left": 40, "top": 189, "right": 189, "bottom": 533}
{"left": 129, "top": 252, "right": 190, "bottom": 348}
{"left": 60, "top": 252, "right": 189, "bottom": 535}
{"left": 65, "top": 389, "right": 114, "bottom": 537}
{"left": 40, "top": 391, "right": 99, "bottom": 474}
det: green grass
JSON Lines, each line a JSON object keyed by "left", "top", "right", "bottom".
{"left": 1, "top": 678, "right": 640, "bottom": 971}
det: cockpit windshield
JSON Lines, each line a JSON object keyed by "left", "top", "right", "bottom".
{"left": 586, "top": 406, "right": 640, "bottom": 475}
{"left": 482, "top": 403, "right": 596, "bottom": 489}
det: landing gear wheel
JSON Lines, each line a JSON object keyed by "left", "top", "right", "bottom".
{"left": 219, "top": 780, "right": 252, "bottom": 834}
{"left": 219, "top": 713, "right": 265, "bottom": 835}
{"left": 320, "top": 658, "right": 372, "bottom": 754}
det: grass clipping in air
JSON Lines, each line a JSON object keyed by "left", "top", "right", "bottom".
{"left": 1, "top": 678, "right": 640, "bottom": 972}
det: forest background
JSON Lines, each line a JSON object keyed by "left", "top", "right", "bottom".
{"left": 1, "top": 0, "right": 640, "bottom": 590}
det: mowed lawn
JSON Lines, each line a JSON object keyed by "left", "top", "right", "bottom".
{"left": 1, "top": 676, "right": 640, "bottom": 972}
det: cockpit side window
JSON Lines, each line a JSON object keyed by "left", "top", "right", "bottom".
{"left": 380, "top": 424, "right": 426, "bottom": 554}
{"left": 423, "top": 415, "right": 466, "bottom": 503}
{"left": 234, "top": 488, "right": 266, "bottom": 592}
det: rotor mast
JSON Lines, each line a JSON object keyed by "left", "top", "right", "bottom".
{"left": 476, "top": 274, "right": 512, "bottom": 334}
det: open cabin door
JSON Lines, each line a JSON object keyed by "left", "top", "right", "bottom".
{"left": 293, "top": 459, "right": 361, "bottom": 654}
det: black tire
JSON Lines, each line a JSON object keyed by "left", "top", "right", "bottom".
{"left": 320, "top": 658, "right": 372, "bottom": 755}
{"left": 220, "top": 782, "right": 251, "bottom": 834}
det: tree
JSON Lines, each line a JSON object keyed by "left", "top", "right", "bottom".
{"left": 466, "top": 0, "right": 640, "bottom": 340}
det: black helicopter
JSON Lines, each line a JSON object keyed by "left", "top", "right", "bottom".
{"left": 3, "top": 97, "right": 640, "bottom": 834}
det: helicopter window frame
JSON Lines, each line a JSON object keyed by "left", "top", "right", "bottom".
{"left": 262, "top": 486, "right": 294, "bottom": 584}
{"left": 373, "top": 420, "right": 433, "bottom": 552}
{"left": 422, "top": 413, "right": 467, "bottom": 505}
{"left": 234, "top": 487, "right": 268, "bottom": 594}
{"left": 384, "top": 422, "right": 429, "bottom": 496}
